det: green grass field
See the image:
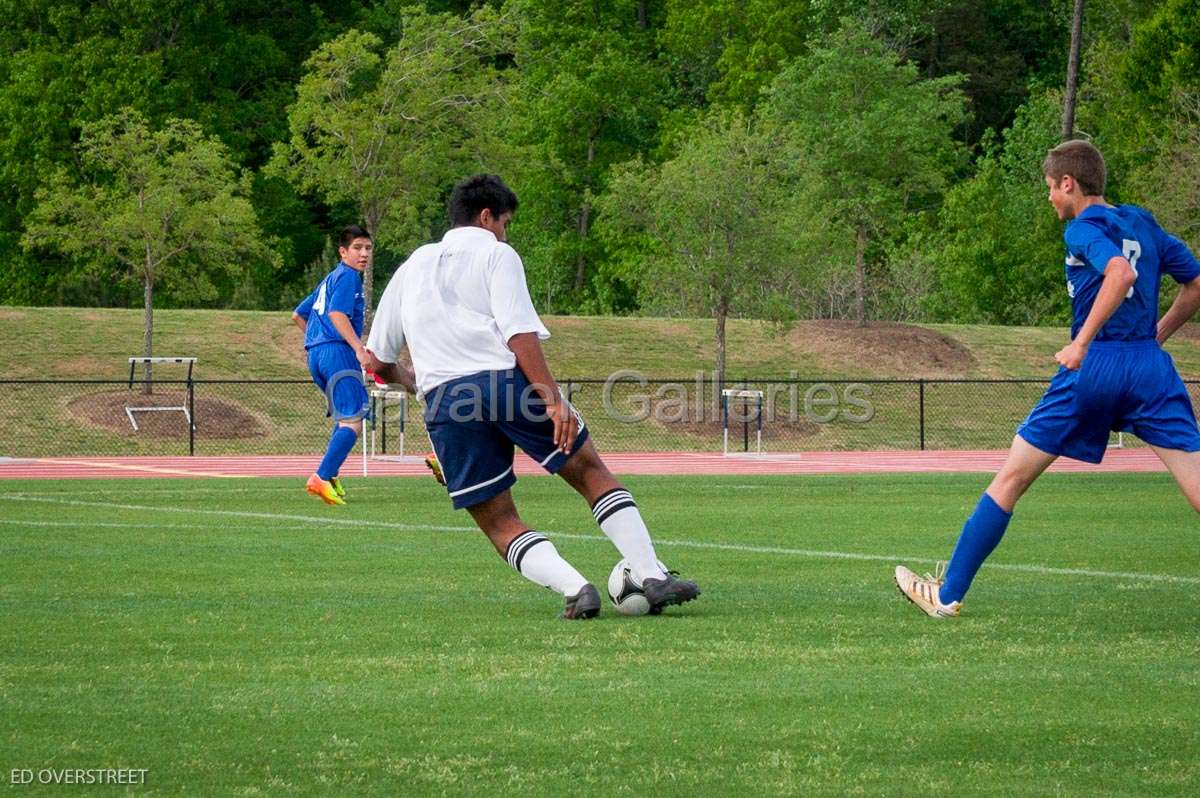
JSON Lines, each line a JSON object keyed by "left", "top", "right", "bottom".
{"left": 2, "top": 473, "right": 1197, "bottom": 795}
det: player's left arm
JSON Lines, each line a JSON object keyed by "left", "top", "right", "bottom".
{"left": 325, "top": 275, "right": 371, "bottom": 370}
{"left": 1056, "top": 255, "right": 1137, "bottom": 370}
{"left": 327, "top": 311, "right": 371, "bottom": 370}
{"left": 1155, "top": 230, "right": 1200, "bottom": 344}
{"left": 1157, "top": 276, "right": 1200, "bottom": 345}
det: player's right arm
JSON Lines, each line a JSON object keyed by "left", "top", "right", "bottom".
{"left": 487, "top": 245, "right": 574, "bottom": 453}
{"left": 508, "top": 332, "right": 577, "bottom": 454}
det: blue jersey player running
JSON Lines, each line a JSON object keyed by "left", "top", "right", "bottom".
{"left": 292, "top": 225, "right": 376, "bottom": 505}
{"left": 896, "top": 140, "right": 1200, "bottom": 618}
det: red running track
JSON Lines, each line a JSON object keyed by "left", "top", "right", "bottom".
{"left": 0, "top": 449, "right": 1169, "bottom": 480}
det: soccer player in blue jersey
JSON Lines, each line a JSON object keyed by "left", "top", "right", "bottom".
{"left": 896, "top": 139, "right": 1200, "bottom": 617}
{"left": 292, "top": 225, "right": 377, "bottom": 505}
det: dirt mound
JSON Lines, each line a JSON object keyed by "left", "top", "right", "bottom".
{"left": 795, "top": 320, "right": 975, "bottom": 377}
{"left": 67, "top": 390, "right": 264, "bottom": 439}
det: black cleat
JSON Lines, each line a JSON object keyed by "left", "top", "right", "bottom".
{"left": 641, "top": 572, "right": 701, "bottom": 612}
{"left": 561, "top": 583, "right": 602, "bottom": 620}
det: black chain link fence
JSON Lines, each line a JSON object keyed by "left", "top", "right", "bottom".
{"left": 2, "top": 376, "right": 1198, "bottom": 457}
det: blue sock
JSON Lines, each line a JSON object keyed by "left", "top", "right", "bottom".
{"left": 317, "top": 425, "right": 358, "bottom": 481}
{"left": 940, "top": 492, "right": 1013, "bottom": 604}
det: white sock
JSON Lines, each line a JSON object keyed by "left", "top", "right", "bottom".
{"left": 591, "top": 488, "right": 667, "bottom": 586}
{"left": 505, "top": 531, "right": 589, "bottom": 597}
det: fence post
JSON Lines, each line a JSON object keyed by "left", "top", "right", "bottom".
{"left": 918, "top": 379, "right": 926, "bottom": 451}
{"left": 742, "top": 377, "right": 749, "bottom": 452}
{"left": 187, "top": 375, "right": 195, "bottom": 456}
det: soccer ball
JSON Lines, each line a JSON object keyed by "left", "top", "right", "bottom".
{"left": 607, "top": 558, "right": 669, "bottom": 616}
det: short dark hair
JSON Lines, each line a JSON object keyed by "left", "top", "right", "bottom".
{"left": 338, "top": 224, "right": 372, "bottom": 248}
{"left": 448, "top": 174, "right": 519, "bottom": 227}
{"left": 1042, "top": 140, "right": 1106, "bottom": 196}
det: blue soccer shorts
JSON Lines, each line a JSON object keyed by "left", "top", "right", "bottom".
{"left": 424, "top": 369, "right": 589, "bottom": 509}
{"left": 307, "top": 342, "right": 369, "bottom": 421}
{"left": 1018, "top": 340, "right": 1200, "bottom": 463}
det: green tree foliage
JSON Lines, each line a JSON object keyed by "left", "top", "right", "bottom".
{"left": 269, "top": 6, "right": 512, "bottom": 326}
{"left": 0, "top": 0, "right": 345, "bottom": 306}
{"left": 22, "top": 111, "right": 278, "bottom": 388}
{"left": 501, "top": 0, "right": 667, "bottom": 313}
{"left": 919, "top": 93, "right": 1067, "bottom": 325}
{"left": 601, "top": 113, "right": 829, "bottom": 383}
{"left": 658, "top": 0, "right": 811, "bottom": 111}
{"left": 764, "top": 20, "right": 968, "bottom": 324}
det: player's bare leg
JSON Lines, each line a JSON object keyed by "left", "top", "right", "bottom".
{"left": 466, "top": 489, "right": 598, "bottom": 618}
{"left": 984, "top": 435, "right": 1059, "bottom": 511}
{"left": 1148, "top": 445, "right": 1200, "bottom": 512}
{"left": 556, "top": 439, "right": 620, "bottom": 505}
{"left": 896, "top": 436, "right": 1057, "bottom": 617}
{"left": 558, "top": 440, "right": 700, "bottom": 610}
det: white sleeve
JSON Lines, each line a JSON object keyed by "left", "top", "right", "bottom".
{"left": 366, "top": 264, "right": 406, "bottom": 362}
{"left": 489, "top": 244, "right": 550, "bottom": 343}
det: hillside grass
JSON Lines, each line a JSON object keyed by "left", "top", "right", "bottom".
{"left": 5, "top": 305, "right": 1200, "bottom": 381}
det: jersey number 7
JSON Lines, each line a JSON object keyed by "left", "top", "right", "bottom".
{"left": 1122, "top": 239, "right": 1141, "bottom": 300}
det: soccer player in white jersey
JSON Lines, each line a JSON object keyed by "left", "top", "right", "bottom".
{"left": 365, "top": 175, "right": 700, "bottom": 619}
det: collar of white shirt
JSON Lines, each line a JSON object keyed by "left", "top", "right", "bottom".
{"left": 442, "top": 225, "right": 498, "bottom": 244}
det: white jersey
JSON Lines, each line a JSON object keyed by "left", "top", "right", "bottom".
{"left": 366, "top": 226, "right": 550, "bottom": 396}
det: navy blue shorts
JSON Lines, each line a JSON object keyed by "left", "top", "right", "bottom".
{"left": 424, "top": 370, "right": 589, "bottom": 509}
{"left": 307, "top": 343, "right": 369, "bottom": 421}
{"left": 1018, "top": 340, "right": 1200, "bottom": 464}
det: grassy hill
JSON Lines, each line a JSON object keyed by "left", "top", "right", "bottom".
{"left": 4, "top": 306, "right": 1199, "bottom": 457}
{"left": 6, "top": 305, "right": 1200, "bottom": 380}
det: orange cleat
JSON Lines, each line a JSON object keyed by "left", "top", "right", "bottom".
{"left": 306, "top": 474, "right": 345, "bottom": 506}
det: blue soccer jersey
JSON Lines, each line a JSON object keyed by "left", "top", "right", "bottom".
{"left": 295, "top": 263, "right": 365, "bottom": 350}
{"left": 1063, "top": 204, "right": 1200, "bottom": 341}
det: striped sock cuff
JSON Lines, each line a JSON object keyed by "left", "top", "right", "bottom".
{"left": 592, "top": 488, "right": 637, "bottom": 525}
{"left": 505, "top": 530, "right": 548, "bottom": 572}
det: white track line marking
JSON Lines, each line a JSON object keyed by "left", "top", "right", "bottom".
{"left": 0, "top": 519, "right": 213, "bottom": 530}
{"left": 3, "top": 494, "right": 1197, "bottom": 586}
{"left": 3, "top": 495, "right": 471, "bottom": 533}
{"left": 34, "top": 459, "right": 246, "bottom": 479}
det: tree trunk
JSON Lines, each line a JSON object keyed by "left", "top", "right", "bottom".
{"left": 714, "top": 295, "right": 729, "bottom": 391}
{"left": 573, "top": 135, "right": 597, "bottom": 292}
{"left": 854, "top": 226, "right": 867, "bottom": 326}
{"left": 362, "top": 213, "right": 380, "bottom": 335}
{"left": 142, "top": 273, "right": 154, "bottom": 395}
{"left": 1061, "top": 0, "right": 1085, "bottom": 140}
{"left": 636, "top": 2, "right": 648, "bottom": 29}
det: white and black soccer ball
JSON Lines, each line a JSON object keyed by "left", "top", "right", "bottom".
{"left": 607, "top": 558, "right": 670, "bottom": 616}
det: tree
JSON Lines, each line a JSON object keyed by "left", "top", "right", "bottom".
{"left": 601, "top": 113, "right": 824, "bottom": 385}
{"left": 501, "top": 0, "right": 667, "bottom": 311}
{"left": 269, "top": 6, "right": 512, "bottom": 328}
{"left": 0, "top": 0, "right": 349, "bottom": 307}
{"left": 764, "top": 20, "right": 968, "bottom": 324}
{"left": 918, "top": 92, "right": 1067, "bottom": 325}
{"left": 658, "top": 0, "right": 812, "bottom": 111}
{"left": 22, "top": 110, "right": 277, "bottom": 391}
{"left": 1062, "top": 0, "right": 1087, "bottom": 138}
